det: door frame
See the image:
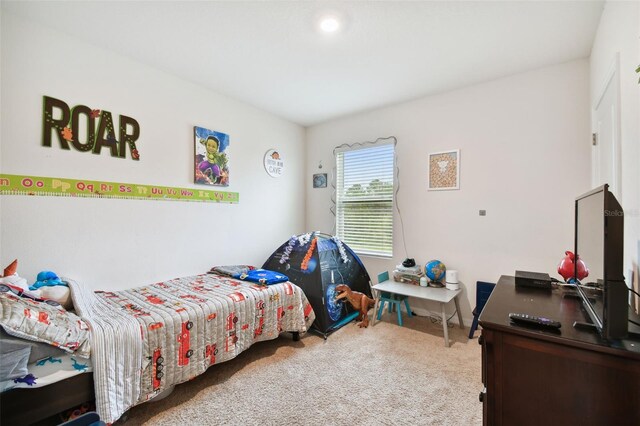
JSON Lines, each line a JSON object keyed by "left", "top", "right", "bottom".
{"left": 592, "top": 52, "right": 622, "bottom": 198}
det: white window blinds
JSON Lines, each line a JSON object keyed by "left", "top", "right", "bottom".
{"left": 336, "top": 143, "right": 394, "bottom": 257}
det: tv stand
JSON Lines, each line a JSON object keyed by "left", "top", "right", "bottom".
{"left": 479, "top": 276, "right": 640, "bottom": 425}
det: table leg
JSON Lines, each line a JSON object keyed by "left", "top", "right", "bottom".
{"left": 441, "top": 302, "right": 450, "bottom": 347}
{"left": 454, "top": 295, "right": 464, "bottom": 328}
{"left": 371, "top": 296, "right": 380, "bottom": 326}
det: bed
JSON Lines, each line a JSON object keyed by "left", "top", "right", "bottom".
{"left": 0, "top": 272, "right": 315, "bottom": 424}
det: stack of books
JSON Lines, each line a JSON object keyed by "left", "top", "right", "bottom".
{"left": 393, "top": 264, "right": 424, "bottom": 286}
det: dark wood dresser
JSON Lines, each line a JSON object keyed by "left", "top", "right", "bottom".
{"left": 479, "top": 275, "right": 640, "bottom": 426}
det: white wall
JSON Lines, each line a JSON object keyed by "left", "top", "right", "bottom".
{"left": 306, "top": 59, "right": 592, "bottom": 322}
{"left": 0, "top": 12, "right": 306, "bottom": 290}
{"left": 590, "top": 0, "right": 640, "bottom": 282}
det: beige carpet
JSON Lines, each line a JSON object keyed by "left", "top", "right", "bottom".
{"left": 120, "top": 313, "right": 482, "bottom": 425}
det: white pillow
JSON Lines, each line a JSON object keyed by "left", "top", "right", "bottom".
{"left": 0, "top": 289, "right": 91, "bottom": 358}
{"left": 0, "top": 274, "right": 29, "bottom": 292}
{"left": 39, "top": 286, "right": 72, "bottom": 309}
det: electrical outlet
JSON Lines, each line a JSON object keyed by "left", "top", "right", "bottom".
{"left": 479, "top": 210, "right": 486, "bottom": 216}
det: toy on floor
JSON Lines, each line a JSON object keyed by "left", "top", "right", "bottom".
{"left": 263, "top": 232, "right": 373, "bottom": 338}
{"left": 60, "top": 402, "right": 95, "bottom": 422}
{"left": 334, "top": 284, "right": 375, "bottom": 328}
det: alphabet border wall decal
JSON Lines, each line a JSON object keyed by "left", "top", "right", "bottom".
{"left": 0, "top": 174, "right": 239, "bottom": 204}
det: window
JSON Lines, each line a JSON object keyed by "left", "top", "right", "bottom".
{"left": 335, "top": 143, "right": 394, "bottom": 257}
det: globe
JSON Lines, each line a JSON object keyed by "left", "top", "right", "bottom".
{"left": 425, "top": 260, "right": 446, "bottom": 283}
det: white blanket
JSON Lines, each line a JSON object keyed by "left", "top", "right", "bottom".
{"left": 68, "top": 278, "right": 143, "bottom": 424}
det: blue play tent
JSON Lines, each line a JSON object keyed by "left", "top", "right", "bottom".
{"left": 263, "top": 232, "right": 372, "bottom": 338}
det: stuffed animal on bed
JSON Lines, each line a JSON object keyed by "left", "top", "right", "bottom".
{"left": 30, "top": 271, "right": 66, "bottom": 290}
{"left": 0, "top": 259, "right": 30, "bottom": 292}
{"left": 3, "top": 259, "right": 18, "bottom": 277}
{"left": 30, "top": 271, "right": 72, "bottom": 309}
{"left": 0, "top": 261, "right": 72, "bottom": 309}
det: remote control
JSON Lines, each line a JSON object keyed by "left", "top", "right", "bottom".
{"left": 509, "top": 313, "right": 561, "bottom": 329}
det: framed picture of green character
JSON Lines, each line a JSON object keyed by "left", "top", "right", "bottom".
{"left": 194, "top": 126, "right": 230, "bottom": 186}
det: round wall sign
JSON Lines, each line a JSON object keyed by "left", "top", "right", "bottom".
{"left": 264, "top": 149, "right": 284, "bottom": 178}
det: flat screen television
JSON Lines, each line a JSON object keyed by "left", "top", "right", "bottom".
{"left": 574, "top": 184, "right": 628, "bottom": 339}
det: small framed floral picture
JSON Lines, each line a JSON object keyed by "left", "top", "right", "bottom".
{"left": 428, "top": 149, "right": 460, "bottom": 190}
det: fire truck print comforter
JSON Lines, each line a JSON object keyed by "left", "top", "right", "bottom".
{"left": 67, "top": 274, "right": 315, "bottom": 424}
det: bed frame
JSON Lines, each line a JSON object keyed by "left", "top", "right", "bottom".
{"left": 0, "top": 373, "right": 94, "bottom": 426}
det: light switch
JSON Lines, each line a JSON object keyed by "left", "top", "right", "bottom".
{"left": 479, "top": 210, "right": 486, "bottom": 216}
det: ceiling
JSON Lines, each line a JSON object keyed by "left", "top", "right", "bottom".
{"left": 2, "top": 1, "right": 604, "bottom": 126}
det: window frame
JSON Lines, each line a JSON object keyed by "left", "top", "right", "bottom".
{"left": 334, "top": 140, "right": 396, "bottom": 258}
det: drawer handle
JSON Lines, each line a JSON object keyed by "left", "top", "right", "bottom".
{"left": 479, "top": 391, "right": 485, "bottom": 402}
{"left": 478, "top": 335, "right": 484, "bottom": 345}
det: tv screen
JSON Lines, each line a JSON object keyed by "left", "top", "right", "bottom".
{"left": 574, "top": 184, "right": 627, "bottom": 339}
{"left": 576, "top": 189, "right": 605, "bottom": 285}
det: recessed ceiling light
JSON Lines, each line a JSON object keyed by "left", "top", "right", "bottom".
{"left": 319, "top": 16, "right": 340, "bottom": 33}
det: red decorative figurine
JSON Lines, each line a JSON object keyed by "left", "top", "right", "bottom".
{"left": 557, "top": 250, "right": 589, "bottom": 282}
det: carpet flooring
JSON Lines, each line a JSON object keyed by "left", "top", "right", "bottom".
{"left": 119, "top": 313, "right": 483, "bottom": 425}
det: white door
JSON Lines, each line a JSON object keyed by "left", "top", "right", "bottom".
{"left": 593, "top": 56, "right": 621, "bottom": 197}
